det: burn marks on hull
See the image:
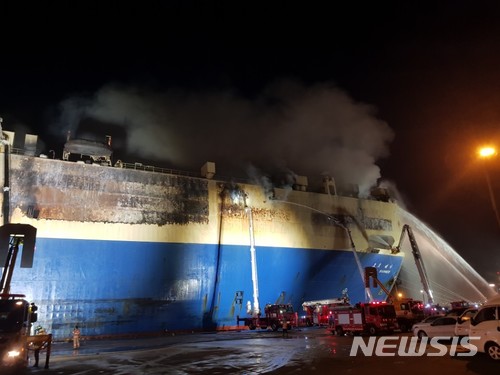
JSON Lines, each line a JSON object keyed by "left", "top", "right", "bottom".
{"left": 10, "top": 157, "right": 209, "bottom": 225}
{"left": 312, "top": 212, "right": 392, "bottom": 231}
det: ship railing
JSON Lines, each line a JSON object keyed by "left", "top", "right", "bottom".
{"left": 120, "top": 161, "right": 250, "bottom": 184}
{"left": 4, "top": 147, "right": 25, "bottom": 155}
{"left": 7, "top": 148, "right": 249, "bottom": 182}
{"left": 119, "top": 161, "right": 200, "bottom": 177}
{"left": 7, "top": 148, "right": 391, "bottom": 201}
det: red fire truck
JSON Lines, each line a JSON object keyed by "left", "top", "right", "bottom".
{"left": 237, "top": 303, "right": 298, "bottom": 331}
{"left": 448, "top": 300, "right": 474, "bottom": 316}
{"left": 392, "top": 297, "right": 425, "bottom": 332}
{"left": 329, "top": 301, "right": 397, "bottom": 336}
{"left": 301, "top": 298, "right": 349, "bottom": 326}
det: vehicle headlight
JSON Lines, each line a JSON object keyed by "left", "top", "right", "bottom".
{"left": 7, "top": 350, "right": 21, "bottom": 358}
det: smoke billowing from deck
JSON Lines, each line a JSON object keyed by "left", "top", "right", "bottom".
{"left": 55, "top": 80, "right": 394, "bottom": 194}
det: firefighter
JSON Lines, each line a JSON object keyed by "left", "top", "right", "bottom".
{"left": 282, "top": 320, "right": 289, "bottom": 338}
{"left": 32, "top": 325, "right": 47, "bottom": 368}
{"left": 328, "top": 313, "right": 334, "bottom": 328}
{"left": 72, "top": 325, "right": 81, "bottom": 349}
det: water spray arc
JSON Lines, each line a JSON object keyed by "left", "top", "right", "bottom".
{"left": 398, "top": 209, "right": 494, "bottom": 303}
{"left": 271, "top": 198, "right": 374, "bottom": 302}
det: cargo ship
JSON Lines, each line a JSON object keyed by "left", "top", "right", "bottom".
{"left": 0, "top": 130, "right": 495, "bottom": 339}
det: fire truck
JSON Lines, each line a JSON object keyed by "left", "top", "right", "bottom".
{"left": 388, "top": 225, "right": 432, "bottom": 332}
{"left": 448, "top": 300, "right": 474, "bottom": 316}
{"left": 237, "top": 303, "right": 297, "bottom": 331}
{"left": 392, "top": 297, "right": 425, "bottom": 332}
{"left": 0, "top": 224, "right": 51, "bottom": 368}
{"left": 235, "top": 205, "right": 299, "bottom": 332}
{"left": 329, "top": 301, "right": 397, "bottom": 336}
{"left": 0, "top": 295, "right": 38, "bottom": 367}
{"left": 302, "top": 296, "right": 350, "bottom": 326}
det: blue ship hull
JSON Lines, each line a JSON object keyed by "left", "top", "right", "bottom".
{"left": 11, "top": 238, "right": 402, "bottom": 339}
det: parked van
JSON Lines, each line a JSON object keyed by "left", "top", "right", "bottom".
{"left": 454, "top": 307, "right": 478, "bottom": 337}
{"left": 468, "top": 295, "right": 500, "bottom": 360}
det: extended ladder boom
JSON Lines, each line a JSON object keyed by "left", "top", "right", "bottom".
{"left": 396, "top": 224, "right": 434, "bottom": 304}
{"left": 302, "top": 298, "right": 347, "bottom": 307}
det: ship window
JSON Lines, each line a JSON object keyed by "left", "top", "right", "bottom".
{"left": 27, "top": 206, "right": 40, "bottom": 219}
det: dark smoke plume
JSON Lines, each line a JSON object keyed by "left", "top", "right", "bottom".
{"left": 54, "top": 80, "right": 394, "bottom": 195}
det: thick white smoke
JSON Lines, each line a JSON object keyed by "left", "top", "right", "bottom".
{"left": 55, "top": 80, "right": 394, "bottom": 194}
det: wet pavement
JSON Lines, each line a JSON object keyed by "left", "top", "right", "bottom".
{"left": 2, "top": 327, "right": 498, "bottom": 374}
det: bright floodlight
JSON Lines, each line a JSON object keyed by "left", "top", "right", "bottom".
{"left": 478, "top": 146, "right": 497, "bottom": 158}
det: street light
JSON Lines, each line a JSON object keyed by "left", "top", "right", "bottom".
{"left": 489, "top": 283, "right": 500, "bottom": 292}
{"left": 477, "top": 146, "right": 500, "bottom": 231}
{"left": 478, "top": 146, "right": 497, "bottom": 158}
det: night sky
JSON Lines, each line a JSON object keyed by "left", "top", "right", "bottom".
{"left": 1, "top": 2, "right": 500, "bottom": 283}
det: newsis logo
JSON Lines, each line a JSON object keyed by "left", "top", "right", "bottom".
{"left": 350, "top": 336, "right": 478, "bottom": 357}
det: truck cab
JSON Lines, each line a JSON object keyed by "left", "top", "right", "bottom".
{"left": 237, "top": 303, "right": 297, "bottom": 331}
{"left": 0, "top": 224, "right": 39, "bottom": 368}
{"left": 264, "top": 303, "right": 297, "bottom": 331}
{"left": 393, "top": 298, "right": 424, "bottom": 332}
{"left": 0, "top": 295, "right": 37, "bottom": 366}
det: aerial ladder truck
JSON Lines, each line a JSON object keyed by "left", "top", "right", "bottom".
{"left": 302, "top": 297, "right": 350, "bottom": 326}
{"left": 234, "top": 195, "right": 298, "bottom": 331}
{"left": 0, "top": 224, "right": 51, "bottom": 368}
{"left": 389, "top": 224, "right": 432, "bottom": 331}
{"left": 395, "top": 224, "right": 434, "bottom": 305}
{"left": 364, "top": 225, "right": 431, "bottom": 331}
